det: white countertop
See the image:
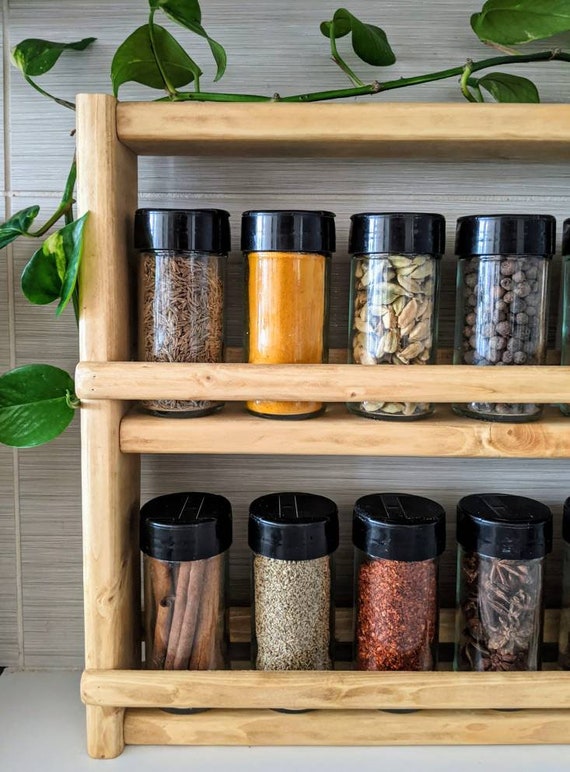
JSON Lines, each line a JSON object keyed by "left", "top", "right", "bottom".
{"left": 1, "top": 671, "right": 569, "bottom": 771}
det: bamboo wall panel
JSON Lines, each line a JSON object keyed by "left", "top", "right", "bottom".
{"left": 2, "top": 0, "right": 570, "bottom": 667}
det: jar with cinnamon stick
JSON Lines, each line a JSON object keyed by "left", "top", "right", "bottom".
{"left": 135, "top": 208, "right": 230, "bottom": 417}
{"left": 249, "top": 492, "right": 339, "bottom": 670}
{"left": 353, "top": 493, "right": 446, "bottom": 671}
{"left": 141, "top": 492, "right": 232, "bottom": 675}
{"left": 242, "top": 210, "right": 335, "bottom": 419}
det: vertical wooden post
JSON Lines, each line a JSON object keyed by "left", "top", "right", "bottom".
{"left": 76, "top": 94, "right": 140, "bottom": 759}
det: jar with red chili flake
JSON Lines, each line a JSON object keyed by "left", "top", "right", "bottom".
{"left": 352, "top": 493, "right": 446, "bottom": 671}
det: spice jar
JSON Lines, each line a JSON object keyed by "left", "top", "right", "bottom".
{"left": 135, "top": 208, "right": 230, "bottom": 417}
{"left": 141, "top": 491, "right": 232, "bottom": 672}
{"left": 560, "top": 220, "right": 570, "bottom": 416}
{"left": 455, "top": 493, "right": 552, "bottom": 672}
{"left": 453, "top": 214, "right": 555, "bottom": 422}
{"left": 348, "top": 213, "right": 445, "bottom": 420}
{"left": 242, "top": 210, "right": 335, "bottom": 419}
{"left": 558, "top": 497, "right": 570, "bottom": 668}
{"left": 353, "top": 493, "right": 445, "bottom": 670}
{"left": 248, "top": 492, "right": 339, "bottom": 670}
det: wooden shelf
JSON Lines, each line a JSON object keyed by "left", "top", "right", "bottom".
{"left": 121, "top": 405, "right": 570, "bottom": 458}
{"left": 115, "top": 102, "right": 570, "bottom": 160}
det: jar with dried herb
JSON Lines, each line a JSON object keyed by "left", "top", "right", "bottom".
{"left": 353, "top": 493, "right": 445, "bottom": 671}
{"left": 560, "top": 220, "right": 570, "bottom": 416}
{"left": 249, "top": 492, "right": 339, "bottom": 670}
{"left": 141, "top": 492, "right": 232, "bottom": 675}
{"left": 453, "top": 214, "right": 555, "bottom": 422}
{"left": 558, "top": 498, "right": 570, "bottom": 668}
{"left": 242, "top": 210, "right": 334, "bottom": 419}
{"left": 347, "top": 212, "right": 445, "bottom": 419}
{"left": 136, "top": 208, "right": 230, "bottom": 417}
{"left": 455, "top": 493, "right": 552, "bottom": 672}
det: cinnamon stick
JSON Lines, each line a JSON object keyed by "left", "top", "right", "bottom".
{"left": 189, "top": 554, "right": 223, "bottom": 670}
{"left": 164, "top": 561, "right": 192, "bottom": 669}
{"left": 149, "top": 558, "right": 175, "bottom": 668}
{"left": 172, "top": 559, "right": 207, "bottom": 669}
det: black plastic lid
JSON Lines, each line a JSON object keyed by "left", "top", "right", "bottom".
{"left": 134, "top": 209, "right": 231, "bottom": 253}
{"left": 140, "top": 492, "right": 232, "bottom": 562}
{"left": 563, "top": 219, "right": 570, "bottom": 256}
{"left": 563, "top": 497, "right": 570, "bottom": 544}
{"left": 349, "top": 212, "right": 445, "bottom": 257}
{"left": 248, "top": 492, "right": 339, "bottom": 560}
{"left": 457, "top": 494, "right": 552, "bottom": 560}
{"left": 455, "top": 214, "right": 555, "bottom": 257}
{"left": 352, "top": 493, "right": 446, "bottom": 562}
{"left": 241, "top": 210, "right": 336, "bottom": 253}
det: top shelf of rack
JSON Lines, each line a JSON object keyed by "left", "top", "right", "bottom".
{"left": 112, "top": 101, "right": 570, "bottom": 160}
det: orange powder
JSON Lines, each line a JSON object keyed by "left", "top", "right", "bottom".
{"left": 246, "top": 251, "right": 328, "bottom": 417}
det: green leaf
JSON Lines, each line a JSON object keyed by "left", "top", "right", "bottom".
{"left": 478, "top": 72, "right": 540, "bottom": 102}
{"left": 21, "top": 213, "right": 88, "bottom": 315}
{"left": 471, "top": 0, "right": 570, "bottom": 46}
{"left": 0, "top": 206, "right": 40, "bottom": 250}
{"left": 322, "top": 9, "right": 395, "bottom": 67}
{"left": 0, "top": 364, "right": 77, "bottom": 448}
{"left": 11, "top": 37, "right": 95, "bottom": 77}
{"left": 157, "top": 0, "right": 227, "bottom": 81}
{"left": 111, "top": 23, "right": 201, "bottom": 95}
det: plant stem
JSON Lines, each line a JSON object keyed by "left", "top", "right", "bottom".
{"left": 148, "top": 9, "right": 178, "bottom": 98}
{"left": 24, "top": 75, "right": 76, "bottom": 110}
{"left": 460, "top": 61, "right": 478, "bottom": 103}
{"left": 27, "top": 159, "right": 77, "bottom": 238}
{"left": 329, "top": 28, "right": 364, "bottom": 87}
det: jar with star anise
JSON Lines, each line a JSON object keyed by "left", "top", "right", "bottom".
{"left": 454, "top": 493, "right": 552, "bottom": 672}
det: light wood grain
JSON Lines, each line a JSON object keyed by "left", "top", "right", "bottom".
{"left": 76, "top": 362, "right": 570, "bottom": 403}
{"left": 116, "top": 102, "right": 570, "bottom": 160}
{"left": 76, "top": 93, "right": 140, "bottom": 759}
{"left": 121, "top": 405, "right": 570, "bottom": 458}
{"left": 123, "top": 708, "right": 570, "bottom": 745}
{"left": 83, "top": 669, "right": 570, "bottom": 711}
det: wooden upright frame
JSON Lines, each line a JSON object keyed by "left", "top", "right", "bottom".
{"left": 76, "top": 95, "right": 570, "bottom": 758}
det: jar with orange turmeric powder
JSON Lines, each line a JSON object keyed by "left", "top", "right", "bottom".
{"left": 241, "top": 210, "right": 335, "bottom": 419}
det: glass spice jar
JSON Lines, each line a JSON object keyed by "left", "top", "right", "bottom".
{"left": 141, "top": 492, "right": 232, "bottom": 673}
{"left": 242, "top": 210, "right": 335, "bottom": 419}
{"left": 135, "top": 208, "right": 230, "bottom": 417}
{"left": 352, "top": 493, "right": 446, "bottom": 671}
{"left": 347, "top": 213, "right": 445, "bottom": 420}
{"left": 455, "top": 493, "right": 552, "bottom": 672}
{"left": 560, "top": 219, "right": 570, "bottom": 416}
{"left": 558, "top": 497, "right": 570, "bottom": 669}
{"left": 453, "top": 214, "right": 555, "bottom": 422}
{"left": 248, "top": 492, "right": 339, "bottom": 670}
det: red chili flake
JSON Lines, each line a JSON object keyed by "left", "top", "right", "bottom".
{"left": 355, "top": 557, "right": 438, "bottom": 670}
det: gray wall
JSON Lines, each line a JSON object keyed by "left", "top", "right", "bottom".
{"left": 1, "top": 0, "right": 570, "bottom": 668}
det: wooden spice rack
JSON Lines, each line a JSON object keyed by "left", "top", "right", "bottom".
{"left": 75, "top": 95, "right": 570, "bottom": 758}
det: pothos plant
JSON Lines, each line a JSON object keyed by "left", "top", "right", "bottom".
{"left": 1, "top": 0, "right": 570, "bottom": 447}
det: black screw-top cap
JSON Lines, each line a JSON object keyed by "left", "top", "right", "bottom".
{"left": 248, "top": 492, "right": 339, "bottom": 560}
{"left": 455, "top": 214, "right": 555, "bottom": 257}
{"left": 563, "top": 497, "right": 570, "bottom": 544}
{"left": 563, "top": 219, "right": 570, "bottom": 256}
{"left": 241, "top": 210, "right": 336, "bottom": 253}
{"left": 140, "top": 492, "right": 232, "bottom": 562}
{"left": 352, "top": 493, "right": 446, "bottom": 562}
{"left": 134, "top": 209, "right": 231, "bottom": 253}
{"left": 457, "top": 493, "right": 552, "bottom": 560}
{"left": 349, "top": 212, "right": 446, "bottom": 257}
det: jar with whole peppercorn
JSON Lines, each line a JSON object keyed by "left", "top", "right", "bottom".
{"left": 455, "top": 493, "right": 552, "bottom": 672}
{"left": 352, "top": 492, "right": 446, "bottom": 671}
{"left": 347, "top": 212, "right": 445, "bottom": 420}
{"left": 453, "top": 214, "right": 555, "bottom": 422}
{"left": 560, "top": 219, "right": 570, "bottom": 416}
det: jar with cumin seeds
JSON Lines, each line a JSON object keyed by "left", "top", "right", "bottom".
{"left": 141, "top": 492, "right": 232, "bottom": 676}
{"left": 453, "top": 214, "right": 555, "bottom": 422}
{"left": 353, "top": 493, "right": 446, "bottom": 671}
{"left": 558, "top": 497, "right": 570, "bottom": 668}
{"left": 455, "top": 493, "right": 552, "bottom": 672}
{"left": 135, "top": 208, "right": 230, "bottom": 417}
{"left": 248, "top": 492, "right": 339, "bottom": 671}
{"left": 242, "top": 210, "right": 335, "bottom": 419}
{"left": 347, "top": 212, "right": 445, "bottom": 420}
{"left": 560, "top": 219, "right": 570, "bottom": 416}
